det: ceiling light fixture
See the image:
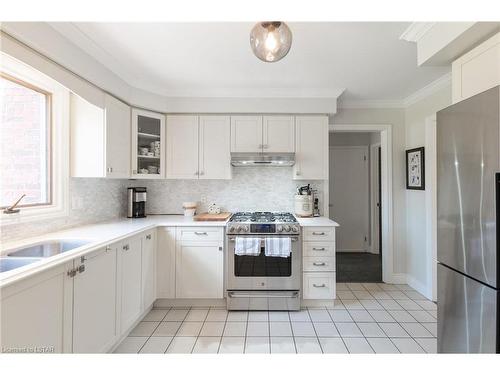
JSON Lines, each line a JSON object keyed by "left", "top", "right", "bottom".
{"left": 250, "top": 21, "right": 292, "bottom": 63}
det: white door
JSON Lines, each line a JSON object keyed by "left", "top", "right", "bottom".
{"left": 141, "top": 230, "right": 156, "bottom": 309}
{"left": 263, "top": 115, "right": 295, "bottom": 152}
{"left": 104, "top": 94, "right": 131, "bottom": 178}
{"left": 131, "top": 109, "right": 165, "bottom": 179}
{"left": 199, "top": 115, "right": 231, "bottom": 179}
{"left": 73, "top": 246, "right": 117, "bottom": 353}
{"left": 294, "top": 116, "right": 328, "bottom": 180}
{"left": 0, "top": 262, "right": 73, "bottom": 353}
{"left": 175, "top": 242, "right": 223, "bottom": 299}
{"left": 230, "top": 116, "right": 263, "bottom": 153}
{"left": 157, "top": 227, "right": 176, "bottom": 298}
{"left": 166, "top": 115, "right": 200, "bottom": 179}
{"left": 330, "top": 146, "right": 369, "bottom": 252}
{"left": 119, "top": 236, "right": 142, "bottom": 333}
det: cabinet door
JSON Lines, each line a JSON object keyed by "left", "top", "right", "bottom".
{"left": 166, "top": 115, "right": 200, "bottom": 179}
{"left": 176, "top": 242, "right": 223, "bottom": 299}
{"left": 118, "top": 236, "right": 143, "bottom": 333}
{"left": 72, "top": 246, "right": 117, "bottom": 353}
{"left": 230, "top": 116, "right": 263, "bottom": 152}
{"left": 104, "top": 94, "right": 131, "bottom": 178}
{"left": 157, "top": 227, "right": 176, "bottom": 298}
{"left": 199, "top": 115, "right": 231, "bottom": 179}
{"left": 294, "top": 116, "right": 328, "bottom": 180}
{"left": 141, "top": 230, "right": 156, "bottom": 309}
{"left": 263, "top": 115, "right": 295, "bottom": 153}
{"left": 0, "top": 262, "right": 73, "bottom": 353}
{"left": 131, "top": 108, "right": 165, "bottom": 179}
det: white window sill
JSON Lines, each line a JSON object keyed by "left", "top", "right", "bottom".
{"left": 0, "top": 205, "right": 69, "bottom": 226}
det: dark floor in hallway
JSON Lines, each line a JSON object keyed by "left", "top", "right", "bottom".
{"left": 336, "top": 252, "right": 382, "bottom": 282}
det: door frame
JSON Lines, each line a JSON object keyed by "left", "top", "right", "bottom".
{"left": 370, "top": 142, "right": 381, "bottom": 255}
{"left": 329, "top": 145, "right": 370, "bottom": 252}
{"left": 328, "top": 124, "right": 394, "bottom": 284}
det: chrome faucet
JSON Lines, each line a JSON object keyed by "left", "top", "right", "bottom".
{"left": 3, "top": 194, "right": 26, "bottom": 214}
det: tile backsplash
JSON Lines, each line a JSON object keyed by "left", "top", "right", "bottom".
{"left": 1, "top": 167, "right": 323, "bottom": 242}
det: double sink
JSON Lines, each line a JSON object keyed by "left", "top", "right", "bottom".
{"left": 0, "top": 240, "right": 91, "bottom": 273}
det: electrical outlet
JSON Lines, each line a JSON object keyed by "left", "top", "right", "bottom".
{"left": 200, "top": 195, "right": 207, "bottom": 205}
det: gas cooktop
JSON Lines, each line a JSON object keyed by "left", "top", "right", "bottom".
{"left": 227, "top": 212, "right": 300, "bottom": 235}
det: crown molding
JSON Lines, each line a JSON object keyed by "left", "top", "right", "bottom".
{"left": 403, "top": 72, "right": 451, "bottom": 107}
{"left": 400, "top": 22, "right": 436, "bottom": 42}
{"left": 338, "top": 99, "right": 405, "bottom": 109}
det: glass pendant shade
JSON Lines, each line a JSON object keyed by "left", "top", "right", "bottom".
{"left": 250, "top": 21, "right": 292, "bottom": 62}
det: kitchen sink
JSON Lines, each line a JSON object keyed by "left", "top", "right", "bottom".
{"left": 0, "top": 257, "right": 41, "bottom": 273}
{"left": 6, "top": 240, "right": 91, "bottom": 258}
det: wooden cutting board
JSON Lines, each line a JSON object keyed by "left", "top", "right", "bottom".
{"left": 193, "top": 212, "right": 232, "bottom": 221}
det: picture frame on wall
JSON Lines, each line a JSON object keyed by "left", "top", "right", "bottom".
{"left": 406, "top": 147, "right": 425, "bottom": 190}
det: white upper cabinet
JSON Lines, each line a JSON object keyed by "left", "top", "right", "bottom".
{"left": 166, "top": 115, "right": 231, "bottom": 179}
{"left": 199, "top": 115, "right": 231, "bottom": 179}
{"left": 263, "top": 115, "right": 295, "bottom": 152}
{"left": 70, "top": 93, "right": 131, "bottom": 178}
{"left": 131, "top": 108, "right": 165, "bottom": 179}
{"left": 72, "top": 246, "right": 118, "bottom": 353}
{"left": 452, "top": 32, "right": 500, "bottom": 103}
{"left": 230, "top": 115, "right": 263, "bottom": 152}
{"left": 293, "top": 115, "right": 328, "bottom": 180}
{"left": 166, "top": 115, "right": 199, "bottom": 179}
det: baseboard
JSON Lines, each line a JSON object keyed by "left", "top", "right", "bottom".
{"left": 406, "top": 275, "right": 431, "bottom": 299}
{"left": 154, "top": 298, "right": 226, "bottom": 308}
{"left": 336, "top": 249, "right": 367, "bottom": 253}
{"left": 389, "top": 273, "right": 407, "bottom": 284}
{"left": 301, "top": 299, "right": 337, "bottom": 308}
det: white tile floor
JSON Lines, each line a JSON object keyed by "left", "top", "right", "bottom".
{"left": 114, "top": 283, "right": 437, "bottom": 354}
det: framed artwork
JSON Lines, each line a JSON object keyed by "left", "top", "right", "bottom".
{"left": 406, "top": 147, "right": 425, "bottom": 190}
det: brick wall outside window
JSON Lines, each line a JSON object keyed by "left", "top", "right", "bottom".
{"left": 0, "top": 75, "right": 50, "bottom": 207}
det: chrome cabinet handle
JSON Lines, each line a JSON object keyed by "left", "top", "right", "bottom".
{"left": 194, "top": 171, "right": 199, "bottom": 176}
{"left": 123, "top": 244, "right": 130, "bottom": 251}
{"left": 199, "top": 171, "right": 204, "bottom": 176}
{"left": 77, "top": 264, "right": 85, "bottom": 273}
{"left": 105, "top": 246, "right": 112, "bottom": 252}
{"left": 219, "top": 246, "right": 222, "bottom": 251}
{"left": 146, "top": 234, "right": 152, "bottom": 240}
{"left": 312, "top": 247, "right": 326, "bottom": 251}
{"left": 313, "top": 262, "right": 326, "bottom": 266}
{"left": 195, "top": 231, "right": 208, "bottom": 235}
{"left": 313, "top": 283, "right": 326, "bottom": 288}
{"left": 295, "top": 171, "right": 301, "bottom": 176}
{"left": 312, "top": 232, "right": 326, "bottom": 235}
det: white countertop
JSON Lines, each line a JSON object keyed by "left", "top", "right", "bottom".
{"left": 0, "top": 214, "right": 338, "bottom": 287}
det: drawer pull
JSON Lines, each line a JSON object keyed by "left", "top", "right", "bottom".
{"left": 312, "top": 247, "right": 326, "bottom": 251}
{"left": 194, "top": 231, "right": 208, "bottom": 235}
{"left": 313, "top": 283, "right": 326, "bottom": 288}
{"left": 313, "top": 262, "right": 326, "bottom": 266}
{"left": 123, "top": 244, "right": 130, "bottom": 251}
{"left": 146, "top": 234, "right": 152, "bottom": 240}
{"left": 312, "top": 232, "right": 326, "bottom": 235}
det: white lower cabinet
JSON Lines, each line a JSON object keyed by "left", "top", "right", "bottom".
{"left": 72, "top": 245, "right": 118, "bottom": 353}
{"left": 303, "top": 272, "right": 336, "bottom": 299}
{"left": 141, "top": 230, "right": 157, "bottom": 309}
{"left": 175, "top": 227, "right": 224, "bottom": 299}
{"left": 157, "top": 227, "right": 176, "bottom": 299}
{"left": 0, "top": 262, "right": 73, "bottom": 353}
{"left": 118, "top": 235, "right": 143, "bottom": 334}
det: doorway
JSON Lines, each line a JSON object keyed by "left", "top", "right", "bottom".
{"left": 329, "top": 131, "right": 383, "bottom": 282}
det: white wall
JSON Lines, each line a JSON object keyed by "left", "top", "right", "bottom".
{"left": 330, "top": 108, "right": 407, "bottom": 278}
{"left": 404, "top": 85, "right": 452, "bottom": 295}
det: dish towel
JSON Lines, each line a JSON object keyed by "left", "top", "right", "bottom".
{"left": 265, "top": 237, "right": 292, "bottom": 258}
{"left": 234, "top": 237, "right": 261, "bottom": 256}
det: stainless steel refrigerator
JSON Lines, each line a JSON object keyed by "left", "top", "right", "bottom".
{"left": 437, "top": 85, "right": 499, "bottom": 353}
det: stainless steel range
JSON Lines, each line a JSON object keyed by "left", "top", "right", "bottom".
{"left": 226, "top": 212, "right": 301, "bottom": 311}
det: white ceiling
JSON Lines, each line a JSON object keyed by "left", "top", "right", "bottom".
{"left": 48, "top": 22, "right": 450, "bottom": 102}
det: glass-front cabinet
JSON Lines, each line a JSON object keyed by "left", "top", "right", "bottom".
{"left": 131, "top": 108, "right": 166, "bottom": 179}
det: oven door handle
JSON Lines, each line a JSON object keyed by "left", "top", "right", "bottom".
{"left": 228, "top": 237, "right": 299, "bottom": 242}
{"left": 227, "top": 291, "right": 299, "bottom": 298}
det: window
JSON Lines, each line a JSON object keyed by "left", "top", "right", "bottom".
{"left": 0, "top": 73, "right": 52, "bottom": 208}
{"left": 1, "top": 52, "right": 69, "bottom": 223}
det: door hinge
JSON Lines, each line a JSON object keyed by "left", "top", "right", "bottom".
{"left": 364, "top": 155, "right": 367, "bottom": 161}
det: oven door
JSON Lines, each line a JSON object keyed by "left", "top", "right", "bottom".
{"left": 226, "top": 235, "right": 301, "bottom": 290}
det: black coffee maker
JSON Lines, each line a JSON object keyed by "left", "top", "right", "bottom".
{"left": 127, "top": 187, "right": 147, "bottom": 218}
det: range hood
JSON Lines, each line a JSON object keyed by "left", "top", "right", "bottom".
{"left": 231, "top": 152, "right": 295, "bottom": 167}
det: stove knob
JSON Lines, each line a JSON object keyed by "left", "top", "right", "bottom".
{"left": 237, "top": 226, "right": 243, "bottom": 232}
{"left": 277, "top": 225, "right": 283, "bottom": 232}
{"left": 243, "top": 225, "right": 249, "bottom": 232}
{"left": 284, "top": 225, "right": 290, "bottom": 232}
{"left": 229, "top": 226, "right": 235, "bottom": 233}
{"left": 291, "top": 226, "right": 299, "bottom": 233}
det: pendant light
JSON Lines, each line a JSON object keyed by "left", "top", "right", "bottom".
{"left": 250, "top": 21, "right": 292, "bottom": 63}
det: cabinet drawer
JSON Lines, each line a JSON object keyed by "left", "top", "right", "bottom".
{"left": 303, "top": 242, "right": 335, "bottom": 257}
{"left": 176, "top": 227, "right": 223, "bottom": 242}
{"left": 303, "top": 257, "right": 335, "bottom": 272}
{"left": 303, "top": 227, "right": 335, "bottom": 242}
{"left": 303, "top": 272, "right": 336, "bottom": 299}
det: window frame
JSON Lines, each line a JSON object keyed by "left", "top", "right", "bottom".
{"left": 0, "top": 72, "right": 53, "bottom": 209}
{"left": 1, "top": 53, "right": 69, "bottom": 224}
